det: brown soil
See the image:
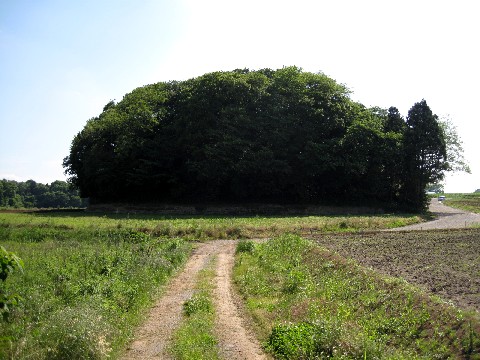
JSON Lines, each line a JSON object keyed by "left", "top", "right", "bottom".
{"left": 121, "top": 240, "right": 267, "bottom": 360}
{"left": 310, "top": 229, "right": 480, "bottom": 312}
{"left": 308, "top": 201, "right": 480, "bottom": 313}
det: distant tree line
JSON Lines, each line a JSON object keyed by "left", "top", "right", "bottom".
{"left": 63, "top": 67, "right": 467, "bottom": 211}
{"left": 0, "top": 179, "right": 87, "bottom": 208}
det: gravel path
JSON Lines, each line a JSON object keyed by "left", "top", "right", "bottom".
{"left": 391, "top": 199, "right": 480, "bottom": 230}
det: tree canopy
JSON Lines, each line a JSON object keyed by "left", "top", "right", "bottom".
{"left": 0, "top": 179, "right": 86, "bottom": 208}
{"left": 63, "top": 67, "right": 465, "bottom": 211}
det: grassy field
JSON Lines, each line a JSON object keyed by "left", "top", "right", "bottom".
{"left": 0, "top": 210, "right": 420, "bottom": 359}
{"left": 234, "top": 235, "right": 480, "bottom": 359}
{"left": 0, "top": 210, "right": 422, "bottom": 240}
{"left": 0, "top": 221, "right": 192, "bottom": 359}
{"left": 442, "top": 192, "right": 480, "bottom": 214}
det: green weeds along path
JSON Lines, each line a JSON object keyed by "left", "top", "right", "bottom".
{"left": 170, "top": 262, "right": 220, "bottom": 360}
{"left": 234, "top": 235, "right": 480, "bottom": 359}
{"left": 0, "top": 219, "right": 191, "bottom": 359}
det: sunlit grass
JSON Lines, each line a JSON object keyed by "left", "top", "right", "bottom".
{"left": 0, "top": 211, "right": 422, "bottom": 240}
{"left": 0, "top": 229, "right": 191, "bottom": 359}
{"left": 233, "top": 235, "right": 480, "bottom": 359}
{"left": 443, "top": 192, "right": 480, "bottom": 214}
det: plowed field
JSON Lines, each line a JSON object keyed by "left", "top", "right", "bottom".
{"left": 310, "top": 228, "right": 480, "bottom": 312}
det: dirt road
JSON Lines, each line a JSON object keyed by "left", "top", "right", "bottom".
{"left": 121, "top": 240, "right": 267, "bottom": 360}
{"left": 391, "top": 199, "right": 480, "bottom": 230}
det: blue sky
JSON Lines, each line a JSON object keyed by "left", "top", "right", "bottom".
{"left": 1, "top": 0, "right": 479, "bottom": 192}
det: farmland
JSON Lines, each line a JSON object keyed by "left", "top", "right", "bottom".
{"left": 0, "top": 210, "right": 422, "bottom": 240}
{"left": 0, "top": 210, "right": 419, "bottom": 359}
{"left": 1, "top": 210, "right": 480, "bottom": 358}
{"left": 234, "top": 234, "right": 480, "bottom": 359}
{"left": 310, "top": 229, "right": 480, "bottom": 312}
{"left": 0, "top": 214, "right": 192, "bottom": 359}
{"left": 443, "top": 193, "right": 480, "bottom": 214}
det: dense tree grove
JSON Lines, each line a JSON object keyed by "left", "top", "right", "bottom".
{"left": 0, "top": 179, "right": 86, "bottom": 208}
{"left": 63, "top": 67, "right": 465, "bottom": 211}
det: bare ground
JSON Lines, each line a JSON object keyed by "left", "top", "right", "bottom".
{"left": 121, "top": 240, "right": 267, "bottom": 360}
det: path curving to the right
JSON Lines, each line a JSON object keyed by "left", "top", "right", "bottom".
{"left": 391, "top": 199, "right": 480, "bottom": 231}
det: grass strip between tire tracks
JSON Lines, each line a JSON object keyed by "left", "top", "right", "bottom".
{"left": 170, "top": 258, "right": 220, "bottom": 360}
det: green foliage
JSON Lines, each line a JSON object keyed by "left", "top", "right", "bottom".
{"left": 64, "top": 67, "right": 460, "bottom": 211}
{"left": 402, "top": 100, "right": 448, "bottom": 211}
{"left": 183, "top": 292, "right": 212, "bottom": 316}
{"left": 0, "top": 246, "right": 23, "bottom": 282}
{"left": 235, "top": 240, "right": 256, "bottom": 254}
{"left": 0, "top": 246, "right": 23, "bottom": 321}
{"left": 0, "top": 179, "right": 86, "bottom": 208}
{"left": 37, "top": 306, "right": 112, "bottom": 360}
{"left": 439, "top": 116, "right": 471, "bottom": 174}
{"left": 0, "top": 221, "right": 191, "bottom": 359}
{"left": 266, "top": 321, "right": 368, "bottom": 359}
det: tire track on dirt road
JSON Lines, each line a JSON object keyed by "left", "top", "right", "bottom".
{"left": 213, "top": 242, "right": 268, "bottom": 360}
{"left": 121, "top": 240, "right": 267, "bottom": 360}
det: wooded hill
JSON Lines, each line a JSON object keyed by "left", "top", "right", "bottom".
{"left": 63, "top": 67, "right": 457, "bottom": 211}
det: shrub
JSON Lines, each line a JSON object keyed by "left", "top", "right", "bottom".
{"left": 266, "top": 321, "right": 381, "bottom": 359}
{"left": 236, "top": 240, "right": 256, "bottom": 254}
{"left": 0, "top": 246, "right": 23, "bottom": 321}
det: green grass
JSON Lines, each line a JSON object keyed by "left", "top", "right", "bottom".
{"left": 233, "top": 234, "right": 480, "bottom": 359}
{"left": 0, "top": 210, "right": 428, "bottom": 359}
{"left": 442, "top": 192, "right": 480, "bottom": 214}
{"left": 0, "top": 226, "right": 191, "bottom": 359}
{"left": 0, "top": 211, "right": 422, "bottom": 240}
{"left": 170, "top": 261, "right": 220, "bottom": 360}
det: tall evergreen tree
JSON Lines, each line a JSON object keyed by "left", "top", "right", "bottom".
{"left": 402, "top": 100, "right": 447, "bottom": 210}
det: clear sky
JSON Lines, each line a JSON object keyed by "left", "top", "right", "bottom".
{"left": 1, "top": 0, "right": 478, "bottom": 192}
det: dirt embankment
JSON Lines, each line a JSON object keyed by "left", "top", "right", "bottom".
{"left": 121, "top": 240, "right": 267, "bottom": 360}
